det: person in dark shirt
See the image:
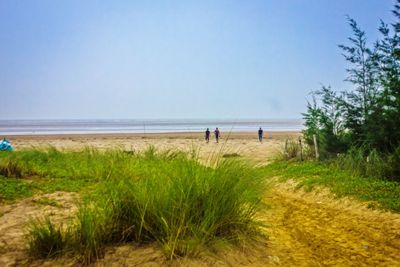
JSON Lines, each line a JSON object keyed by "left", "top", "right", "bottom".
{"left": 258, "top": 127, "right": 263, "bottom": 142}
{"left": 205, "top": 128, "right": 210, "bottom": 143}
{"left": 214, "top": 128, "right": 220, "bottom": 143}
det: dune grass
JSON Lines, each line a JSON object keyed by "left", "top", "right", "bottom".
{"left": 27, "top": 217, "right": 69, "bottom": 259}
{"left": 1, "top": 147, "right": 266, "bottom": 263}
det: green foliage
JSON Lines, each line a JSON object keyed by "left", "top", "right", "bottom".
{"left": 302, "top": 88, "right": 348, "bottom": 155}
{"left": 76, "top": 150, "right": 264, "bottom": 261}
{"left": 262, "top": 160, "right": 400, "bottom": 212}
{"left": 22, "top": 147, "right": 266, "bottom": 263}
{"left": 279, "top": 138, "right": 314, "bottom": 161}
{"left": 339, "top": 17, "right": 379, "bottom": 137}
{"left": 27, "top": 217, "right": 69, "bottom": 258}
{"left": 335, "top": 147, "right": 392, "bottom": 179}
{"left": 0, "top": 176, "right": 33, "bottom": 201}
{"left": 0, "top": 146, "right": 117, "bottom": 181}
{"left": 73, "top": 205, "right": 105, "bottom": 264}
{"left": 302, "top": 1, "right": 400, "bottom": 180}
{"left": 0, "top": 159, "right": 23, "bottom": 178}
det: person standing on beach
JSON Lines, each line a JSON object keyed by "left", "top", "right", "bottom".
{"left": 205, "top": 128, "right": 210, "bottom": 143}
{"left": 258, "top": 127, "right": 263, "bottom": 142}
{"left": 214, "top": 128, "right": 220, "bottom": 143}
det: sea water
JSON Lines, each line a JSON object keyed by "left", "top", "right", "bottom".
{"left": 0, "top": 119, "right": 303, "bottom": 135}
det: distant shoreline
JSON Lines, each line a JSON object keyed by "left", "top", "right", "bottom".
{"left": 5, "top": 131, "right": 302, "bottom": 139}
{"left": 0, "top": 119, "right": 303, "bottom": 136}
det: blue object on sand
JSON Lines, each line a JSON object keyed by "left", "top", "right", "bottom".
{"left": 0, "top": 138, "right": 13, "bottom": 151}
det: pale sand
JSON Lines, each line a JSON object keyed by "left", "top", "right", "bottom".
{"left": 8, "top": 131, "right": 302, "bottom": 164}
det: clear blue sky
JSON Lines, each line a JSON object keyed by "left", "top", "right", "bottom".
{"left": 0, "top": 0, "right": 394, "bottom": 120}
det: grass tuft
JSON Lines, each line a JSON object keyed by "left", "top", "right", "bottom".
{"left": 0, "top": 160, "right": 23, "bottom": 178}
{"left": 20, "top": 147, "right": 266, "bottom": 263}
{"left": 73, "top": 205, "right": 105, "bottom": 264}
{"left": 279, "top": 139, "right": 314, "bottom": 161}
{"left": 335, "top": 147, "right": 393, "bottom": 179}
{"left": 27, "top": 217, "right": 68, "bottom": 259}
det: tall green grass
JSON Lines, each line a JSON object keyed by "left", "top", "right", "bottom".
{"left": 279, "top": 138, "right": 314, "bottom": 161}
{"left": 27, "top": 217, "right": 69, "bottom": 259}
{"left": 335, "top": 146, "right": 400, "bottom": 180}
{"left": 275, "top": 139, "right": 400, "bottom": 181}
{"left": 21, "top": 147, "right": 266, "bottom": 263}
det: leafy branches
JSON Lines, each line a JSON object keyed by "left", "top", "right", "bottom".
{"left": 302, "top": 1, "right": 400, "bottom": 179}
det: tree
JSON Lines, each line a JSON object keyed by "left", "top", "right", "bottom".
{"left": 371, "top": 2, "right": 400, "bottom": 152}
{"left": 338, "top": 17, "right": 379, "bottom": 145}
{"left": 301, "top": 1, "right": 400, "bottom": 179}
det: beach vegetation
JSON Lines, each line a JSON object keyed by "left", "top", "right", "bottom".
{"left": 3, "top": 147, "right": 266, "bottom": 263}
{"left": 27, "top": 217, "right": 69, "bottom": 259}
{"left": 279, "top": 138, "right": 314, "bottom": 161}
{"left": 301, "top": 1, "right": 400, "bottom": 181}
{"left": 0, "top": 159, "right": 23, "bottom": 178}
{"left": 0, "top": 175, "right": 33, "bottom": 201}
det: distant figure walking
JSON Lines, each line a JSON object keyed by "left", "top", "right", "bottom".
{"left": 214, "top": 128, "right": 220, "bottom": 143}
{"left": 258, "top": 127, "right": 263, "bottom": 142}
{"left": 205, "top": 128, "right": 210, "bottom": 143}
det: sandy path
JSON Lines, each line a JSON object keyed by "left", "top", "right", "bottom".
{"left": 261, "top": 181, "right": 400, "bottom": 266}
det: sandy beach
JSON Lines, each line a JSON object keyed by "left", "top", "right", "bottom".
{"left": 7, "top": 131, "right": 302, "bottom": 164}
{"left": 2, "top": 130, "right": 400, "bottom": 266}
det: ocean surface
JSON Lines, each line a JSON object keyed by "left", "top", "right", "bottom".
{"left": 0, "top": 119, "right": 303, "bottom": 135}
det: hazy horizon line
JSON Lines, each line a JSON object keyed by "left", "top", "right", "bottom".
{"left": 0, "top": 117, "right": 303, "bottom": 122}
